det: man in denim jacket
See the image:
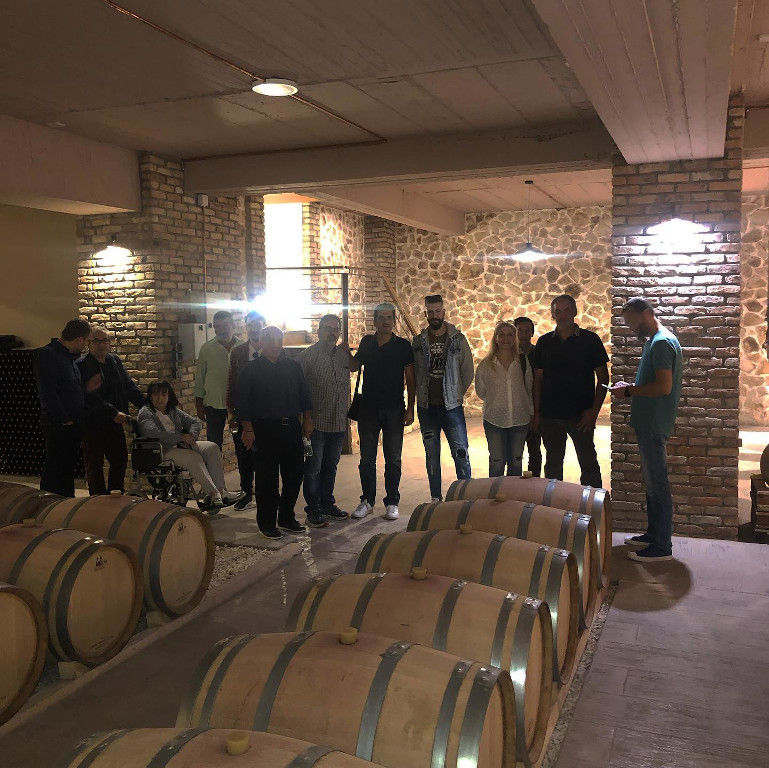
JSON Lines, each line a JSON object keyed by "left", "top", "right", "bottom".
{"left": 412, "top": 295, "right": 474, "bottom": 501}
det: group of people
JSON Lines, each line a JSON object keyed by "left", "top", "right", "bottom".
{"left": 34, "top": 290, "right": 682, "bottom": 561}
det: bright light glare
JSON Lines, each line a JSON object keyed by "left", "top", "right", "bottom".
{"left": 252, "top": 79, "right": 298, "bottom": 97}
{"left": 94, "top": 244, "right": 131, "bottom": 267}
{"left": 647, "top": 217, "right": 708, "bottom": 251}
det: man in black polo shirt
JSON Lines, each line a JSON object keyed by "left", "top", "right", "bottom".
{"left": 34, "top": 318, "right": 91, "bottom": 496}
{"left": 350, "top": 303, "right": 415, "bottom": 521}
{"left": 235, "top": 326, "right": 313, "bottom": 539}
{"left": 532, "top": 295, "right": 609, "bottom": 487}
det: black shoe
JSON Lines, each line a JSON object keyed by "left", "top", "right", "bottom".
{"left": 322, "top": 505, "right": 349, "bottom": 520}
{"left": 627, "top": 545, "right": 673, "bottom": 562}
{"left": 233, "top": 493, "right": 253, "bottom": 511}
{"left": 278, "top": 519, "right": 307, "bottom": 534}
{"left": 206, "top": 505, "right": 226, "bottom": 518}
{"left": 306, "top": 511, "right": 329, "bottom": 528}
{"left": 259, "top": 527, "right": 283, "bottom": 540}
{"left": 222, "top": 490, "right": 246, "bottom": 505}
{"left": 624, "top": 533, "right": 653, "bottom": 549}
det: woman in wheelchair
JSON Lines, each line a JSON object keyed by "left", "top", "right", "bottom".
{"left": 137, "top": 381, "right": 243, "bottom": 514}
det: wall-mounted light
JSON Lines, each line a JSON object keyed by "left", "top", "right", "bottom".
{"left": 94, "top": 234, "right": 132, "bottom": 268}
{"left": 252, "top": 78, "right": 299, "bottom": 97}
{"left": 647, "top": 217, "right": 708, "bottom": 252}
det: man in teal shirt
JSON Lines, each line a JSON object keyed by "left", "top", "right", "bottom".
{"left": 613, "top": 298, "right": 683, "bottom": 561}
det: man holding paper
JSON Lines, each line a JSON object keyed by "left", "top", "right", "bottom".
{"left": 612, "top": 298, "right": 683, "bottom": 562}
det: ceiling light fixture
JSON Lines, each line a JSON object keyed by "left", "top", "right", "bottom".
{"left": 513, "top": 180, "right": 548, "bottom": 262}
{"left": 252, "top": 78, "right": 299, "bottom": 97}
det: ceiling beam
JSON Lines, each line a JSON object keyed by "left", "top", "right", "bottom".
{"left": 534, "top": 0, "right": 737, "bottom": 163}
{"left": 184, "top": 121, "right": 615, "bottom": 195}
{"left": 0, "top": 115, "right": 139, "bottom": 214}
{"left": 309, "top": 185, "right": 466, "bottom": 235}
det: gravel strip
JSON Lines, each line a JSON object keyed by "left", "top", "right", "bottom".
{"left": 208, "top": 544, "right": 273, "bottom": 591}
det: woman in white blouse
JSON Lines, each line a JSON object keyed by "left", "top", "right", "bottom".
{"left": 475, "top": 321, "right": 534, "bottom": 477}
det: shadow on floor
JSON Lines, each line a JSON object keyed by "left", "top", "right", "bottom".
{"left": 609, "top": 544, "right": 693, "bottom": 612}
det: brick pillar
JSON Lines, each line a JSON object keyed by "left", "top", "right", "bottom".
{"left": 244, "top": 195, "right": 265, "bottom": 300}
{"left": 364, "top": 215, "right": 397, "bottom": 311}
{"left": 76, "top": 152, "right": 251, "bottom": 469}
{"left": 611, "top": 94, "right": 744, "bottom": 539}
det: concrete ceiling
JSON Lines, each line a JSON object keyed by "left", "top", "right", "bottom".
{"left": 1, "top": 0, "right": 594, "bottom": 157}
{"left": 2, "top": 0, "right": 768, "bottom": 224}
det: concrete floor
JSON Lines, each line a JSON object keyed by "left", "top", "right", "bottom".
{"left": 1, "top": 419, "right": 769, "bottom": 767}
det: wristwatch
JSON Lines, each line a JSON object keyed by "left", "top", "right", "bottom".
{"left": 624, "top": 385, "right": 633, "bottom": 398}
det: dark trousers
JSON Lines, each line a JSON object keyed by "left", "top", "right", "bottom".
{"left": 205, "top": 406, "right": 227, "bottom": 450}
{"left": 303, "top": 430, "right": 346, "bottom": 512}
{"left": 539, "top": 417, "right": 602, "bottom": 488}
{"left": 82, "top": 423, "right": 128, "bottom": 495}
{"left": 418, "top": 405, "right": 471, "bottom": 500}
{"left": 40, "top": 422, "right": 82, "bottom": 497}
{"left": 636, "top": 429, "right": 674, "bottom": 554}
{"left": 233, "top": 427, "right": 255, "bottom": 495}
{"left": 253, "top": 420, "right": 304, "bottom": 532}
{"left": 358, "top": 406, "right": 405, "bottom": 507}
{"left": 525, "top": 427, "right": 542, "bottom": 476}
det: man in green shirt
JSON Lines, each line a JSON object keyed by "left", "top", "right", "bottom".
{"left": 613, "top": 298, "right": 683, "bottom": 562}
{"left": 194, "top": 310, "right": 241, "bottom": 449}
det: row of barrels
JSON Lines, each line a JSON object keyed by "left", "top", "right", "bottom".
{"left": 0, "top": 481, "right": 215, "bottom": 725}
{"left": 59, "top": 475, "right": 611, "bottom": 768}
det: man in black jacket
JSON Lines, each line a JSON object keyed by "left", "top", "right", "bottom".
{"left": 34, "top": 319, "right": 91, "bottom": 496}
{"left": 235, "top": 326, "right": 313, "bottom": 539}
{"left": 77, "top": 327, "right": 146, "bottom": 494}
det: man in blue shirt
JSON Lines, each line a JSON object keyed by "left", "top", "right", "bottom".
{"left": 613, "top": 298, "right": 683, "bottom": 562}
{"left": 34, "top": 319, "right": 91, "bottom": 496}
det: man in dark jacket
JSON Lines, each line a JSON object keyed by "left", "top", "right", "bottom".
{"left": 235, "top": 326, "right": 313, "bottom": 539}
{"left": 77, "top": 327, "right": 145, "bottom": 495}
{"left": 34, "top": 319, "right": 91, "bottom": 496}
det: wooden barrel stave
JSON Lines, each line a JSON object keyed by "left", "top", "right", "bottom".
{"left": 62, "top": 728, "right": 382, "bottom": 767}
{"left": 286, "top": 571, "right": 553, "bottom": 766}
{"left": 355, "top": 529, "right": 580, "bottom": 684}
{"left": 409, "top": 498, "right": 600, "bottom": 626}
{"left": 0, "top": 524, "right": 142, "bottom": 665}
{"left": 177, "top": 631, "right": 516, "bottom": 768}
{"left": 0, "top": 583, "right": 47, "bottom": 725}
{"left": 35, "top": 494, "right": 214, "bottom": 616}
{"left": 445, "top": 477, "right": 612, "bottom": 581}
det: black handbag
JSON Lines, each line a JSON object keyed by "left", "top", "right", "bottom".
{"left": 347, "top": 367, "right": 363, "bottom": 422}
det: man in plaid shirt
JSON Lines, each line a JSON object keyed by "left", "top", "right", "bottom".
{"left": 298, "top": 314, "right": 352, "bottom": 527}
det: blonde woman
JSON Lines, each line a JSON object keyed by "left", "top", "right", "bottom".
{"left": 475, "top": 321, "right": 534, "bottom": 476}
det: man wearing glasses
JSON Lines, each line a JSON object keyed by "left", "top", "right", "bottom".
{"left": 77, "top": 327, "right": 145, "bottom": 495}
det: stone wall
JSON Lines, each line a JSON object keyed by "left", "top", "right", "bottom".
{"left": 76, "top": 153, "right": 264, "bottom": 469}
{"left": 395, "top": 206, "right": 613, "bottom": 415}
{"left": 740, "top": 194, "right": 769, "bottom": 425}
{"left": 610, "top": 95, "right": 744, "bottom": 540}
{"left": 303, "top": 203, "right": 366, "bottom": 342}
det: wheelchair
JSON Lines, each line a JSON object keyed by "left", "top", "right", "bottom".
{"left": 128, "top": 420, "right": 203, "bottom": 509}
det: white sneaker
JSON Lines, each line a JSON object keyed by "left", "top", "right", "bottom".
{"left": 384, "top": 505, "right": 400, "bottom": 520}
{"left": 352, "top": 501, "right": 373, "bottom": 519}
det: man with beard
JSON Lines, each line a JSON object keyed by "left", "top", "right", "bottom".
{"left": 613, "top": 297, "right": 683, "bottom": 562}
{"left": 412, "top": 294, "right": 474, "bottom": 502}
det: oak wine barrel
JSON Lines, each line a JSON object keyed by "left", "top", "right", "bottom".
{"left": 409, "top": 497, "right": 600, "bottom": 625}
{"left": 62, "top": 728, "right": 382, "bottom": 768}
{"left": 287, "top": 571, "right": 552, "bottom": 766}
{"left": 0, "top": 523, "right": 142, "bottom": 665}
{"left": 356, "top": 528, "right": 579, "bottom": 683}
{"left": 177, "top": 631, "right": 516, "bottom": 768}
{"left": 0, "top": 482, "right": 61, "bottom": 527}
{"left": 446, "top": 477, "right": 611, "bottom": 580}
{"left": 0, "top": 582, "right": 47, "bottom": 725}
{"left": 36, "top": 494, "right": 214, "bottom": 616}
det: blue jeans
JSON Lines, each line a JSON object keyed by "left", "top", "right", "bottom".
{"left": 483, "top": 421, "right": 530, "bottom": 477}
{"left": 635, "top": 429, "right": 673, "bottom": 554}
{"left": 303, "top": 430, "right": 346, "bottom": 512}
{"left": 358, "top": 407, "right": 405, "bottom": 507}
{"left": 418, "top": 405, "right": 471, "bottom": 500}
